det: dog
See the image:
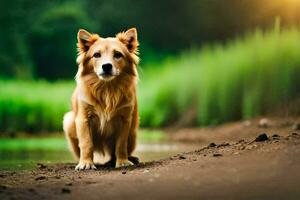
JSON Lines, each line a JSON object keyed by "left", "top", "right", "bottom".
{"left": 63, "top": 28, "right": 140, "bottom": 170}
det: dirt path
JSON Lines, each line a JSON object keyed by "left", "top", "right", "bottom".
{"left": 0, "top": 131, "right": 300, "bottom": 200}
{"left": 168, "top": 117, "right": 300, "bottom": 144}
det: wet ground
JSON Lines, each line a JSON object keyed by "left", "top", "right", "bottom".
{"left": 0, "top": 136, "right": 299, "bottom": 199}
{"left": 0, "top": 139, "right": 198, "bottom": 170}
{"left": 0, "top": 117, "right": 300, "bottom": 200}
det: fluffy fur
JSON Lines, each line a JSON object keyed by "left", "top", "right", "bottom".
{"left": 63, "top": 28, "right": 140, "bottom": 170}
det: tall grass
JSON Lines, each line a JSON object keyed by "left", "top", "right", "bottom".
{"left": 138, "top": 27, "right": 300, "bottom": 126}
{"left": 0, "top": 80, "right": 73, "bottom": 133}
{"left": 0, "top": 27, "right": 300, "bottom": 133}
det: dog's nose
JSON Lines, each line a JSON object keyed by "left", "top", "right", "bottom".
{"left": 102, "top": 63, "right": 112, "bottom": 73}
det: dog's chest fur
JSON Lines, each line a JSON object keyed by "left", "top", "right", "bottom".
{"left": 78, "top": 81, "right": 132, "bottom": 134}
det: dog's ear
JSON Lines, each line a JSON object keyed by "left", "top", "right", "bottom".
{"left": 117, "top": 28, "right": 139, "bottom": 54}
{"left": 77, "top": 29, "right": 99, "bottom": 52}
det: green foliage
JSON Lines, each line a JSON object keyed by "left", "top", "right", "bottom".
{"left": 0, "top": 28, "right": 300, "bottom": 132}
{"left": 1, "top": 0, "right": 300, "bottom": 79}
{"left": 0, "top": 137, "right": 68, "bottom": 151}
{"left": 0, "top": 80, "right": 74, "bottom": 133}
{"left": 29, "top": 1, "right": 93, "bottom": 80}
{"left": 0, "top": 0, "right": 94, "bottom": 80}
{"left": 138, "top": 27, "right": 300, "bottom": 126}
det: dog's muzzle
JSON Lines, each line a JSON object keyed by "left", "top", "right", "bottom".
{"left": 98, "top": 63, "right": 116, "bottom": 80}
{"left": 102, "top": 63, "right": 113, "bottom": 74}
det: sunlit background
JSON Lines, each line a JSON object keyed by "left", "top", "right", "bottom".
{"left": 0, "top": 0, "right": 300, "bottom": 170}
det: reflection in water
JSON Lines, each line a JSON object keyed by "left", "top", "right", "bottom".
{"left": 137, "top": 143, "right": 193, "bottom": 163}
{"left": 0, "top": 150, "right": 73, "bottom": 171}
{"left": 0, "top": 142, "right": 198, "bottom": 171}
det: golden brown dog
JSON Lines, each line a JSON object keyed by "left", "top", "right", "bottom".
{"left": 63, "top": 28, "right": 139, "bottom": 170}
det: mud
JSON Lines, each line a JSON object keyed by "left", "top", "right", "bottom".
{"left": 1, "top": 118, "right": 300, "bottom": 200}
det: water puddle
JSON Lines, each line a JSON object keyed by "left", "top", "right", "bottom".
{"left": 0, "top": 130, "right": 199, "bottom": 170}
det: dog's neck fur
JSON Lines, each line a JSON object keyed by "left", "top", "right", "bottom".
{"left": 76, "top": 64, "right": 137, "bottom": 122}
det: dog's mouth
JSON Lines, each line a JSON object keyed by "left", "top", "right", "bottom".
{"left": 98, "top": 73, "right": 116, "bottom": 80}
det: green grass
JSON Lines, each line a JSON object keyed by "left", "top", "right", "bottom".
{"left": 0, "top": 80, "right": 74, "bottom": 133}
{"left": 0, "top": 137, "right": 68, "bottom": 151}
{"left": 138, "top": 27, "right": 300, "bottom": 126}
{"left": 1, "top": 26, "right": 300, "bottom": 133}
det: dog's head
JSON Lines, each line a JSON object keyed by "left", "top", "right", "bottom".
{"left": 77, "top": 28, "right": 139, "bottom": 81}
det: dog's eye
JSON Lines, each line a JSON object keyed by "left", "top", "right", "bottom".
{"left": 93, "top": 52, "right": 101, "bottom": 58}
{"left": 114, "top": 52, "right": 123, "bottom": 59}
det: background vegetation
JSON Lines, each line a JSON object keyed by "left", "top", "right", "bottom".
{"left": 1, "top": 0, "right": 300, "bottom": 80}
{"left": 0, "top": 0, "right": 300, "bottom": 134}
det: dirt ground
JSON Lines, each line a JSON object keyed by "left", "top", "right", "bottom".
{"left": 1, "top": 117, "right": 300, "bottom": 200}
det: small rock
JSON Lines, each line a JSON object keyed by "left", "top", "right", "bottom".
{"left": 65, "top": 183, "right": 73, "bottom": 186}
{"left": 10, "top": 171, "right": 16, "bottom": 176}
{"left": 61, "top": 188, "right": 71, "bottom": 194}
{"left": 255, "top": 133, "right": 269, "bottom": 142}
{"left": 247, "top": 144, "right": 258, "bottom": 150}
{"left": 35, "top": 176, "right": 46, "bottom": 181}
{"left": 258, "top": 118, "right": 270, "bottom": 128}
{"left": 0, "top": 174, "right": 5, "bottom": 178}
{"left": 272, "top": 134, "right": 280, "bottom": 140}
{"left": 37, "top": 163, "right": 47, "bottom": 169}
{"left": 292, "top": 123, "right": 300, "bottom": 131}
{"left": 208, "top": 143, "right": 217, "bottom": 148}
{"left": 217, "top": 142, "right": 230, "bottom": 148}
{"left": 121, "top": 171, "right": 127, "bottom": 174}
{"left": 213, "top": 153, "right": 223, "bottom": 157}
{"left": 239, "top": 146, "right": 246, "bottom": 150}
{"left": 179, "top": 155, "right": 186, "bottom": 160}
{"left": 292, "top": 132, "right": 299, "bottom": 136}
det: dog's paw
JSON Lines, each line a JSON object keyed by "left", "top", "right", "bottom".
{"left": 115, "top": 159, "right": 134, "bottom": 168}
{"left": 75, "top": 160, "right": 97, "bottom": 170}
{"left": 128, "top": 155, "right": 140, "bottom": 165}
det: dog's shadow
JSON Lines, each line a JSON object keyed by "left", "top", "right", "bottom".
{"left": 96, "top": 155, "right": 140, "bottom": 169}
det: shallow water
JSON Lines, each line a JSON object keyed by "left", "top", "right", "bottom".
{"left": 0, "top": 132, "right": 198, "bottom": 170}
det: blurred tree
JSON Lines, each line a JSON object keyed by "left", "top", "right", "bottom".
{"left": 0, "top": 0, "right": 300, "bottom": 79}
{"left": 86, "top": 0, "right": 300, "bottom": 57}
{"left": 0, "top": 0, "right": 35, "bottom": 78}
{"left": 29, "top": 0, "right": 94, "bottom": 80}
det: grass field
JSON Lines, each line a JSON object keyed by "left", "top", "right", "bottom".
{"left": 139, "top": 26, "right": 300, "bottom": 126}
{"left": 0, "top": 80, "right": 73, "bottom": 133}
{"left": 1, "top": 27, "right": 300, "bottom": 133}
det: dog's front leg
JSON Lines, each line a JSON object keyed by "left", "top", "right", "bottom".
{"left": 75, "top": 103, "right": 96, "bottom": 170}
{"left": 115, "top": 117, "right": 133, "bottom": 168}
